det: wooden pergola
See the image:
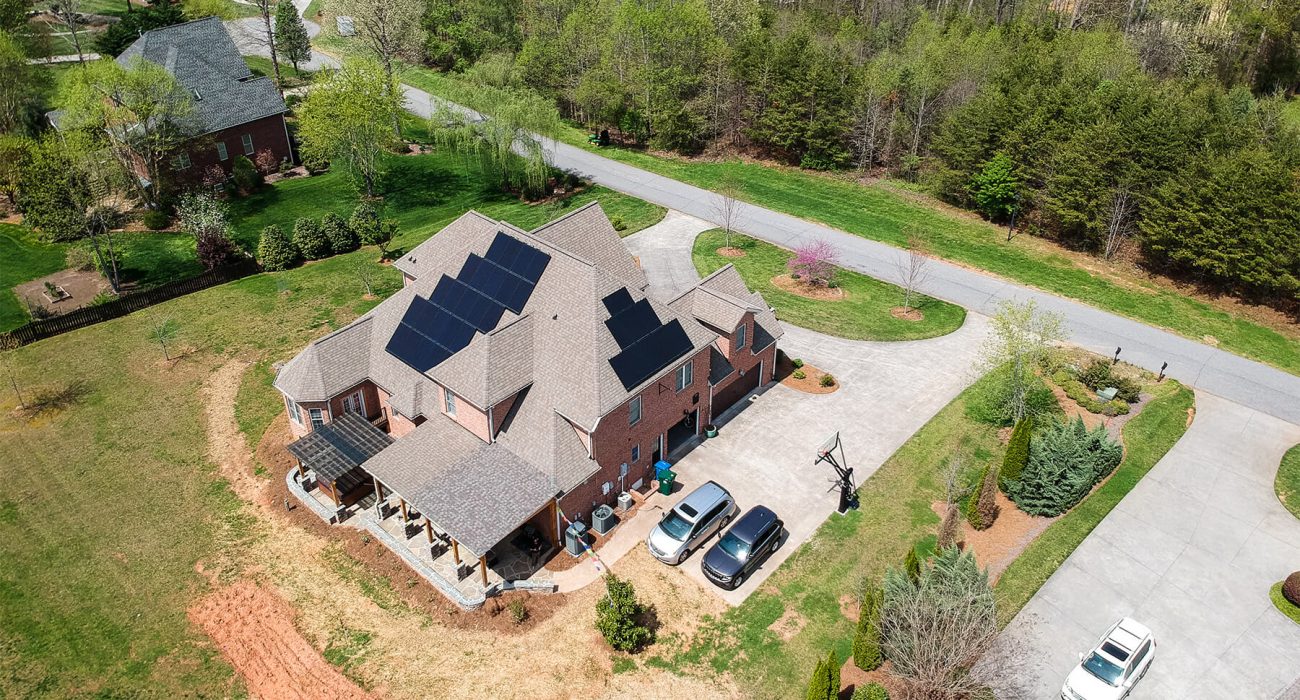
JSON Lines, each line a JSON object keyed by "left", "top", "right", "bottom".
{"left": 287, "top": 413, "right": 394, "bottom": 507}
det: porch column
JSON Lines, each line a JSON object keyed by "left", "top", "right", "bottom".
{"left": 399, "top": 499, "right": 409, "bottom": 523}
{"left": 451, "top": 538, "right": 461, "bottom": 564}
{"left": 424, "top": 520, "right": 434, "bottom": 543}
{"left": 373, "top": 481, "right": 384, "bottom": 518}
{"left": 479, "top": 554, "right": 488, "bottom": 587}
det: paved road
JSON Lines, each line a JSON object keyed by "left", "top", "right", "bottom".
{"left": 226, "top": 11, "right": 340, "bottom": 72}
{"left": 1000, "top": 393, "right": 1300, "bottom": 699}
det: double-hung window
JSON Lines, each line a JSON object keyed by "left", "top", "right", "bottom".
{"left": 631, "top": 444, "right": 640, "bottom": 464}
{"left": 629, "top": 396, "right": 642, "bottom": 425}
{"left": 308, "top": 408, "right": 325, "bottom": 429}
{"left": 735, "top": 322, "right": 747, "bottom": 350}
{"left": 241, "top": 133, "right": 254, "bottom": 155}
{"left": 170, "top": 153, "right": 192, "bottom": 170}
{"left": 216, "top": 142, "right": 228, "bottom": 161}
{"left": 675, "top": 361, "right": 693, "bottom": 391}
{"left": 443, "top": 388, "right": 457, "bottom": 417}
{"left": 285, "top": 396, "right": 301, "bottom": 424}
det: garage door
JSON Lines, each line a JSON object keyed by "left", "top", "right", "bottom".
{"left": 713, "top": 363, "right": 761, "bottom": 416}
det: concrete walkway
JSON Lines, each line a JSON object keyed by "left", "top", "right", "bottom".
{"left": 1000, "top": 393, "right": 1300, "bottom": 699}
{"left": 621, "top": 211, "right": 713, "bottom": 301}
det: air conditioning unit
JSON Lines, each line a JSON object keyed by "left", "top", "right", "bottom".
{"left": 565, "top": 520, "right": 588, "bottom": 556}
{"left": 592, "top": 504, "right": 617, "bottom": 535}
{"left": 617, "top": 491, "right": 634, "bottom": 512}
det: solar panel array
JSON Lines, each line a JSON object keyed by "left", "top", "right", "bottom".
{"left": 385, "top": 233, "right": 551, "bottom": 373}
{"left": 602, "top": 290, "right": 695, "bottom": 390}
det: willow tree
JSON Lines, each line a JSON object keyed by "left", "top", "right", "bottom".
{"left": 428, "top": 83, "right": 560, "bottom": 197}
{"left": 297, "top": 58, "right": 402, "bottom": 197}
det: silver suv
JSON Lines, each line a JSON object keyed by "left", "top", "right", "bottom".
{"left": 646, "top": 480, "right": 737, "bottom": 565}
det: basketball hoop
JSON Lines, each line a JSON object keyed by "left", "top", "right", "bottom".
{"left": 815, "top": 432, "right": 856, "bottom": 514}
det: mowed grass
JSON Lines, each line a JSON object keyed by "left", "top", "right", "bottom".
{"left": 401, "top": 69, "right": 1300, "bottom": 375}
{"left": 693, "top": 230, "right": 966, "bottom": 340}
{"left": 1277, "top": 444, "right": 1300, "bottom": 521}
{"left": 667, "top": 371, "right": 1194, "bottom": 699}
{"left": 0, "top": 226, "right": 66, "bottom": 331}
{"left": 0, "top": 155, "right": 659, "bottom": 696}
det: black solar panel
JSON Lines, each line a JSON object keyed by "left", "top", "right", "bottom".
{"left": 609, "top": 320, "right": 694, "bottom": 390}
{"left": 486, "top": 233, "right": 550, "bottom": 283}
{"left": 402, "top": 295, "right": 477, "bottom": 350}
{"left": 602, "top": 289, "right": 634, "bottom": 315}
{"left": 461, "top": 254, "right": 534, "bottom": 313}
{"left": 605, "top": 298, "right": 661, "bottom": 349}
{"left": 430, "top": 276, "right": 507, "bottom": 332}
{"left": 385, "top": 322, "right": 451, "bottom": 372}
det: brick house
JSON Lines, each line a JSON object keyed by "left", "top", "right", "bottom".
{"left": 114, "top": 17, "right": 292, "bottom": 180}
{"left": 274, "top": 203, "right": 782, "bottom": 583}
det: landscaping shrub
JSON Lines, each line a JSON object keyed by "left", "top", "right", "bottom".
{"left": 293, "top": 217, "right": 331, "bottom": 260}
{"left": 508, "top": 598, "right": 528, "bottom": 624}
{"left": 792, "top": 358, "right": 805, "bottom": 369}
{"left": 303, "top": 150, "right": 329, "bottom": 174}
{"left": 257, "top": 224, "right": 301, "bottom": 271}
{"left": 1077, "top": 360, "right": 1142, "bottom": 403}
{"left": 793, "top": 369, "right": 807, "bottom": 380}
{"left": 231, "top": 155, "right": 262, "bottom": 193}
{"left": 595, "top": 574, "right": 653, "bottom": 652}
{"left": 1285, "top": 572, "right": 1300, "bottom": 607}
{"left": 66, "top": 244, "right": 96, "bottom": 272}
{"left": 998, "top": 417, "right": 1032, "bottom": 494}
{"left": 609, "top": 214, "right": 627, "bottom": 231}
{"left": 965, "top": 463, "right": 1000, "bottom": 530}
{"left": 852, "top": 586, "right": 883, "bottom": 671}
{"left": 904, "top": 547, "right": 920, "bottom": 584}
{"left": 805, "top": 650, "right": 839, "bottom": 700}
{"left": 351, "top": 199, "right": 396, "bottom": 260}
{"left": 142, "top": 209, "right": 170, "bottom": 230}
{"left": 1007, "top": 417, "right": 1122, "bottom": 517}
{"left": 1053, "top": 370, "right": 1131, "bottom": 416}
{"left": 852, "top": 683, "right": 889, "bottom": 700}
{"left": 937, "top": 503, "right": 961, "bottom": 550}
{"left": 820, "top": 373, "right": 836, "bottom": 387}
{"left": 322, "top": 212, "right": 359, "bottom": 255}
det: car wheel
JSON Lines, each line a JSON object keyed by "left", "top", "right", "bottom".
{"left": 732, "top": 571, "right": 746, "bottom": 589}
{"left": 678, "top": 547, "right": 691, "bottom": 564}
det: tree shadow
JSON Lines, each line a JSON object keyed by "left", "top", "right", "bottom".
{"left": 16, "top": 379, "right": 92, "bottom": 421}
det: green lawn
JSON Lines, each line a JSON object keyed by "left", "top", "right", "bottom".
{"left": 1271, "top": 581, "right": 1300, "bottom": 626}
{"left": 399, "top": 67, "right": 1300, "bottom": 376}
{"left": 664, "top": 370, "right": 1193, "bottom": 699}
{"left": 1277, "top": 444, "right": 1300, "bottom": 521}
{"left": 693, "top": 230, "right": 966, "bottom": 341}
{"left": 0, "top": 226, "right": 67, "bottom": 331}
{"left": 243, "top": 55, "right": 312, "bottom": 89}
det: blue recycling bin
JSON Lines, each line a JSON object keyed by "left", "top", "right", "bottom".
{"left": 654, "top": 460, "right": 673, "bottom": 478}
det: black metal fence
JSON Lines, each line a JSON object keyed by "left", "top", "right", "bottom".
{"left": 1, "top": 259, "right": 262, "bottom": 347}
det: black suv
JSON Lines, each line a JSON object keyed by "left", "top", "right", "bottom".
{"left": 700, "top": 505, "right": 783, "bottom": 589}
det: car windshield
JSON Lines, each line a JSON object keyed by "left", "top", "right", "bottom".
{"left": 659, "top": 511, "right": 693, "bottom": 540}
{"left": 716, "top": 531, "right": 750, "bottom": 560}
{"left": 1082, "top": 652, "right": 1124, "bottom": 686}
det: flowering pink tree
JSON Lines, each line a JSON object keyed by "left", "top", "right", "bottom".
{"left": 787, "top": 239, "right": 840, "bottom": 286}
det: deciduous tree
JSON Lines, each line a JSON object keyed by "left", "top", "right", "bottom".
{"left": 977, "top": 300, "right": 1066, "bottom": 424}
{"left": 297, "top": 58, "right": 401, "bottom": 197}
{"left": 339, "top": 0, "right": 425, "bottom": 135}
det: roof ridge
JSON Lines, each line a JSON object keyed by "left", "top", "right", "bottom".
{"left": 697, "top": 285, "right": 762, "bottom": 312}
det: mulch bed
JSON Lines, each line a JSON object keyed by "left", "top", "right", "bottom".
{"left": 771, "top": 274, "right": 847, "bottom": 301}
{"left": 717, "top": 246, "right": 747, "bottom": 258}
{"left": 775, "top": 353, "right": 840, "bottom": 394}
{"left": 890, "top": 306, "right": 924, "bottom": 321}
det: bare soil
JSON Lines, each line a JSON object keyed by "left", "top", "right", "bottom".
{"left": 14, "top": 268, "right": 111, "bottom": 317}
{"left": 776, "top": 354, "right": 839, "bottom": 394}
{"left": 890, "top": 306, "right": 924, "bottom": 321}
{"left": 769, "top": 608, "right": 808, "bottom": 641}
{"left": 771, "top": 274, "right": 847, "bottom": 301}
{"left": 840, "top": 659, "right": 904, "bottom": 700}
{"left": 717, "top": 246, "right": 747, "bottom": 258}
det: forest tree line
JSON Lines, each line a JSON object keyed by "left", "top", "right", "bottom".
{"left": 423, "top": 0, "right": 1300, "bottom": 308}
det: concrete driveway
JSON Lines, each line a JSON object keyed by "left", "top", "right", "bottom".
{"left": 999, "top": 392, "right": 1300, "bottom": 699}
{"left": 622, "top": 211, "right": 714, "bottom": 302}
{"left": 660, "top": 320, "right": 989, "bottom": 605}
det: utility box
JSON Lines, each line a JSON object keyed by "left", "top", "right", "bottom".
{"left": 565, "top": 520, "right": 589, "bottom": 556}
{"left": 592, "top": 505, "right": 617, "bottom": 535}
{"left": 617, "top": 491, "right": 634, "bottom": 512}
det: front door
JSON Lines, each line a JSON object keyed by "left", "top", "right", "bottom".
{"left": 667, "top": 409, "right": 698, "bottom": 455}
{"left": 342, "top": 390, "right": 365, "bottom": 416}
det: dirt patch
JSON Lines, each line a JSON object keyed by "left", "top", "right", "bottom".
{"left": 840, "top": 659, "right": 903, "bottom": 699}
{"left": 839, "top": 594, "right": 860, "bottom": 623}
{"left": 776, "top": 354, "right": 840, "bottom": 394}
{"left": 769, "top": 608, "right": 808, "bottom": 641}
{"left": 771, "top": 274, "right": 847, "bottom": 301}
{"left": 189, "top": 579, "right": 372, "bottom": 700}
{"left": 890, "top": 306, "right": 924, "bottom": 321}
{"left": 717, "top": 246, "right": 747, "bottom": 258}
{"left": 932, "top": 496, "right": 1056, "bottom": 583}
{"left": 256, "top": 412, "right": 298, "bottom": 478}
{"left": 13, "top": 268, "right": 111, "bottom": 318}
{"left": 204, "top": 361, "right": 275, "bottom": 509}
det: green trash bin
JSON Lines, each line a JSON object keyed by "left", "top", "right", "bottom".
{"left": 658, "top": 470, "right": 676, "bottom": 495}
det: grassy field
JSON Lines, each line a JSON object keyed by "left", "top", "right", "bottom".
{"left": 664, "top": 370, "right": 1193, "bottom": 698}
{"left": 0, "top": 152, "right": 663, "bottom": 696}
{"left": 1277, "top": 444, "right": 1300, "bottom": 521}
{"left": 1271, "top": 581, "right": 1300, "bottom": 626}
{"left": 693, "top": 230, "right": 966, "bottom": 341}
{"left": 0, "top": 226, "right": 67, "bottom": 331}
{"left": 398, "top": 68, "right": 1300, "bottom": 376}
{"left": 243, "top": 55, "right": 312, "bottom": 89}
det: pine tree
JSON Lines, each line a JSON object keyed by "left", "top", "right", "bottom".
{"left": 257, "top": 224, "right": 301, "bottom": 271}
{"left": 1008, "top": 417, "right": 1122, "bottom": 516}
{"left": 998, "top": 417, "right": 1033, "bottom": 494}
{"left": 904, "top": 547, "right": 920, "bottom": 584}
{"left": 273, "top": 0, "right": 312, "bottom": 73}
{"left": 852, "top": 586, "right": 883, "bottom": 671}
{"left": 966, "top": 463, "right": 1000, "bottom": 530}
{"left": 805, "top": 654, "right": 831, "bottom": 700}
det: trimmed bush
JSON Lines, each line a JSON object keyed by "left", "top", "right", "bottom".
{"left": 820, "top": 373, "right": 836, "bottom": 387}
{"left": 322, "top": 212, "right": 359, "bottom": 254}
{"left": 293, "top": 217, "right": 331, "bottom": 260}
{"left": 792, "top": 369, "right": 807, "bottom": 380}
{"left": 792, "top": 358, "right": 805, "bottom": 369}
{"left": 609, "top": 214, "right": 627, "bottom": 231}
{"left": 904, "top": 547, "right": 920, "bottom": 584}
{"left": 1285, "top": 571, "right": 1300, "bottom": 607}
{"left": 257, "top": 224, "right": 301, "bottom": 271}
{"left": 1007, "top": 417, "right": 1123, "bottom": 517}
{"left": 595, "top": 574, "right": 653, "bottom": 652}
{"left": 805, "top": 650, "right": 839, "bottom": 700}
{"left": 231, "top": 155, "right": 262, "bottom": 193}
{"left": 999, "top": 417, "right": 1032, "bottom": 494}
{"left": 1078, "top": 360, "right": 1142, "bottom": 403}
{"left": 965, "top": 462, "right": 1000, "bottom": 530}
{"left": 1054, "top": 370, "right": 1130, "bottom": 416}
{"left": 852, "top": 586, "right": 883, "bottom": 671}
{"left": 852, "top": 683, "right": 889, "bottom": 700}
{"left": 142, "top": 210, "right": 170, "bottom": 230}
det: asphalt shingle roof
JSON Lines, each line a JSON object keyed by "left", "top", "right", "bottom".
{"left": 117, "top": 17, "right": 287, "bottom": 135}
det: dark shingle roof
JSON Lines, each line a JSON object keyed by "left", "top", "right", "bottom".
{"left": 117, "top": 17, "right": 286, "bottom": 135}
{"left": 286, "top": 413, "right": 393, "bottom": 483}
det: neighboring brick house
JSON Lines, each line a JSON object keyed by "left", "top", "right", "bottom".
{"left": 274, "top": 203, "right": 782, "bottom": 574}
{"left": 114, "top": 17, "right": 291, "bottom": 180}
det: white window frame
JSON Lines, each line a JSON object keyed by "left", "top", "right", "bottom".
{"left": 629, "top": 395, "right": 642, "bottom": 426}
{"left": 735, "top": 322, "right": 746, "bottom": 350}
{"left": 443, "top": 388, "right": 457, "bottom": 417}
{"left": 675, "top": 361, "right": 693, "bottom": 392}
{"left": 170, "top": 153, "right": 191, "bottom": 170}
{"left": 631, "top": 444, "right": 640, "bottom": 464}
{"left": 309, "top": 408, "right": 325, "bottom": 429}
{"left": 285, "top": 396, "right": 301, "bottom": 424}
{"left": 342, "top": 390, "right": 365, "bottom": 416}
{"left": 241, "top": 133, "right": 254, "bottom": 155}
{"left": 216, "top": 142, "right": 228, "bottom": 161}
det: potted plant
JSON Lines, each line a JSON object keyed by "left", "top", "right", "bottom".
{"left": 705, "top": 424, "right": 718, "bottom": 438}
